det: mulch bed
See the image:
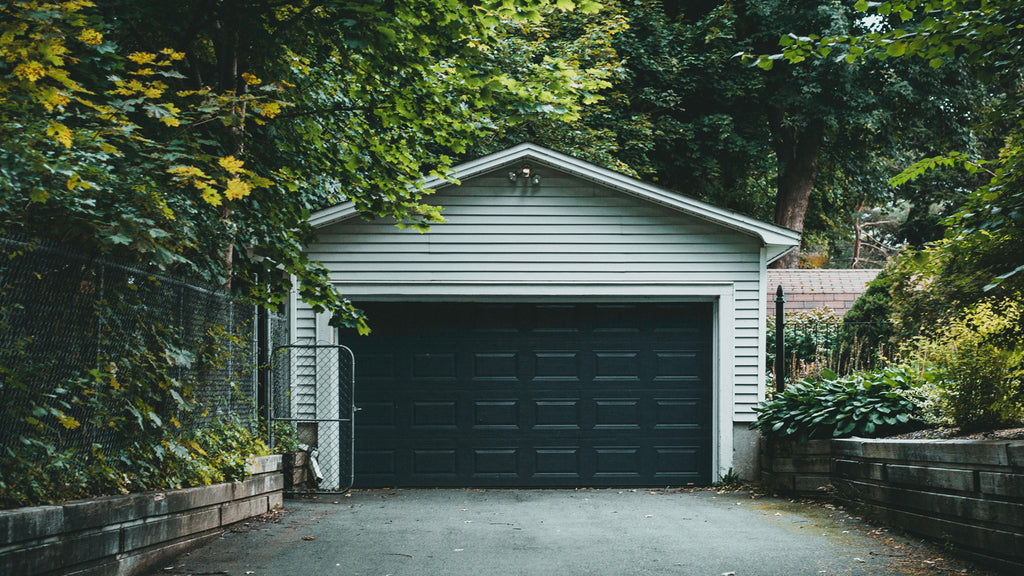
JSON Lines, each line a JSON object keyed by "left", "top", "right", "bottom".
{"left": 884, "top": 426, "right": 1024, "bottom": 440}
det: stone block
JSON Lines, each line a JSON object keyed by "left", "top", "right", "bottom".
{"left": 831, "top": 439, "right": 863, "bottom": 458}
{"left": 116, "top": 528, "right": 222, "bottom": 576}
{"left": 63, "top": 493, "right": 156, "bottom": 532}
{"left": 848, "top": 481, "right": 1024, "bottom": 528}
{"left": 761, "top": 471, "right": 794, "bottom": 493}
{"left": 62, "top": 526, "right": 121, "bottom": 566}
{"left": 221, "top": 496, "right": 269, "bottom": 526}
{"left": 833, "top": 459, "right": 884, "bottom": 481}
{"left": 769, "top": 456, "right": 831, "bottom": 474}
{"left": 233, "top": 472, "right": 284, "bottom": 500}
{"left": 858, "top": 439, "right": 1010, "bottom": 466}
{"left": 269, "top": 491, "right": 284, "bottom": 510}
{"left": 246, "top": 455, "right": 283, "bottom": 476}
{"left": 163, "top": 483, "right": 234, "bottom": 515}
{"left": 881, "top": 505, "right": 1023, "bottom": 561}
{"left": 0, "top": 505, "right": 63, "bottom": 545}
{"left": 1008, "top": 442, "right": 1024, "bottom": 468}
{"left": 121, "top": 507, "right": 221, "bottom": 552}
{"left": 0, "top": 538, "right": 63, "bottom": 575}
{"left": 979, "top": 471, "right": 1024, "bottom": 501}
{"left": 832, "top": 478, "right": 875, "bottom": 503}
{"left": 793, "top": 475, "right": 832, "bottom": 494}
{"left": 886, "top": 464, "right": 975, "bottom": 492}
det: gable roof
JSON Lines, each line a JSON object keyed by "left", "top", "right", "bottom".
{"left": 309, "top": 142, "right": 801, "bottom": 263}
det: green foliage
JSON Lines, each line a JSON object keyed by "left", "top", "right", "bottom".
{"left": 906, "top": 297, "right": 1024, "bottom": 431}
{"left": 753, "top": 366, "right": 924, "bottom": 442}
{"left": 171, "top": 415, "right": 270, "bottom": 487}
{"left": 0, "top": 1, "right": 609, "bottom": 331}
{"left": 0, "top": 243, "right": 270, "bottom": 508}
{"left": 760, "top": 0, "right": 1024, "bottom": 291}
{"left": 839, "top": 267, "right": 897, "bottom": 367}
{"left": 269, "top": 422, "right": 303, "bottom": 455}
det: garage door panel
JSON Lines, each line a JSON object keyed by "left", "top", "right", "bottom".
{"left": 532, "top": 351, "right": 582, "bottom": 379}
{"left": 348, "top": 302, "right": 712, "bottom": 487}
{"left": 594, "top": 448, "right": 642, "bottom": 477}
{"left": 472, "top": 448, "right": 519, "bottom": 475}
{"left": 594, "top": 351, "right": 641, "bottom": 380}
{"left": 411, "top": 401, "right": 458, "bottom": 429}
{"left": 472, "top": 400, "right": 519, "bottom": 429}
{"left": 472, "top": 352, "right": 519, "bottom": 380}
{"left": 411, "top": 353, "right": 457, "bottom": 380}
{"left": 532, "top": 399, "right": 581, "bottom": 429}
{"left": 654, "top": 399, "right": 705, "bottom": 429}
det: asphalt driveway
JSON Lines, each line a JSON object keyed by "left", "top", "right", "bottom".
{"left": 151, "top": 488, "right": 991, "bottom": 576}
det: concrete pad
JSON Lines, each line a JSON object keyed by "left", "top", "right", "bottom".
{"left": 142, "top": 489, "right": 998, "bottom": 576}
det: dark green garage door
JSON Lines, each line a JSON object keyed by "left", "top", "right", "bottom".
{"left": 346, "top": 302, "right": 713, "bottom": 487}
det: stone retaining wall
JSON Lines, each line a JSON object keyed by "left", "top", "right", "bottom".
{"left": 282, "top": 451, "right": 315, "bottom": 492}
{"left": 0, "top": 455, "right": 284, "bottom": 576}
{"left": 762, "top": 437, "right": 1024, "bottom": 574}
{"left": 760, "top": 438, "right": 832, "bottom": 496}
{"left": 832, "top": 438, "right": 1024, "bottom": 574}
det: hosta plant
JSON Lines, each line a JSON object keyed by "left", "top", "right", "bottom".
{"left": 753, "top": 365, "right": 924, "bottom": 443}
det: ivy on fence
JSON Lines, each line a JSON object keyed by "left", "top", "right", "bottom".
{"left": 0, "top": 237, "right": 286, "bottom": 508}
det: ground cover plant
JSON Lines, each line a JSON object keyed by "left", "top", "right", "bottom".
{"left": 753, "top": 365, "right": 924, "bottom": 442}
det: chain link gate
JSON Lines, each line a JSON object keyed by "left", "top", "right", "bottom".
{"left": 270, "top": 344, "right": 355, "bottom": 492}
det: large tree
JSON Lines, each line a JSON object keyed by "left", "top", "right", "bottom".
{"left": 1, "top": 0, "right": 610, "bottom": 327}
{"left": 497, "top": 1, "right": 981, "bottom": 268}
{"left": 762, "top": 0, "right": 1024, "bottom": 317}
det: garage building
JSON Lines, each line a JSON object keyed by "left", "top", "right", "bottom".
{"left": 291, "top": 143, "right": 799, "bottom": 487}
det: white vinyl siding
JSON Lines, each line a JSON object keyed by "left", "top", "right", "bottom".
{"left": 297, "top": 166, "right": 767, "bottom": 420}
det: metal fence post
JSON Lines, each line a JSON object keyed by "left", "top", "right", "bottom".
{"left": 774, "top": 284, "right": 786, "bottom": 392}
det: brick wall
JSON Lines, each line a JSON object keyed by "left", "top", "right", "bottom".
{"left": 0, "top": 455, "right": 284, "bottom": 576}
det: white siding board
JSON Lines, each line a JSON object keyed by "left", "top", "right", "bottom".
{"left": 302, "top": 170, "right": 768, "bottom": 428}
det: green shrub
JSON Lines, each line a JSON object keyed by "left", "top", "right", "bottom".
{"left": 907, "top": 296, "right": 1024, "bottom": 431}
{"left": 752, "top": 366, "right": 924, "bottom": 442}
{"left": 269, "top": 421, "right": 303, "bottom": 454}
{"left": 839, "top": 267, "right": 897, "bottom": 370}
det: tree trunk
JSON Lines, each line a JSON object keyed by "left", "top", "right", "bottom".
{"left": 768, "top": 107, "right": 824, "bottom": 269}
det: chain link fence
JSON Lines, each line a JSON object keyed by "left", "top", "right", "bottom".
{"left": 0, "top": 235, "right": 287, "bottom": 505}
{"left": 270, "top": 344, "right": 354, "bottom": 492}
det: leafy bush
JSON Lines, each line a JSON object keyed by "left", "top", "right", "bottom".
{"left": 269, "top": 421, "right": 303, "bottom": 454}
{"left": 839, "top": 267, "right": 897, "bottom": 370}
{"left": 906, "top": 296, "right": 1024, "bottom": 431}
{"left": 753, "top": 366, "right": 923, "bottom": 442}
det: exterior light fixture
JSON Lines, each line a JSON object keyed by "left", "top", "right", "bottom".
{"left": 508, "top": 164, "right": 541, "bottom": 186}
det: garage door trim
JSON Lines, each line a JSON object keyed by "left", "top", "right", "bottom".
{"left": 318, "top": 282, "right": 737, "bottom": 481}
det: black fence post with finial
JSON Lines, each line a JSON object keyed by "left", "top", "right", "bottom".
{"left": 774, "top": 284, "right": 786, "bottom": 392}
